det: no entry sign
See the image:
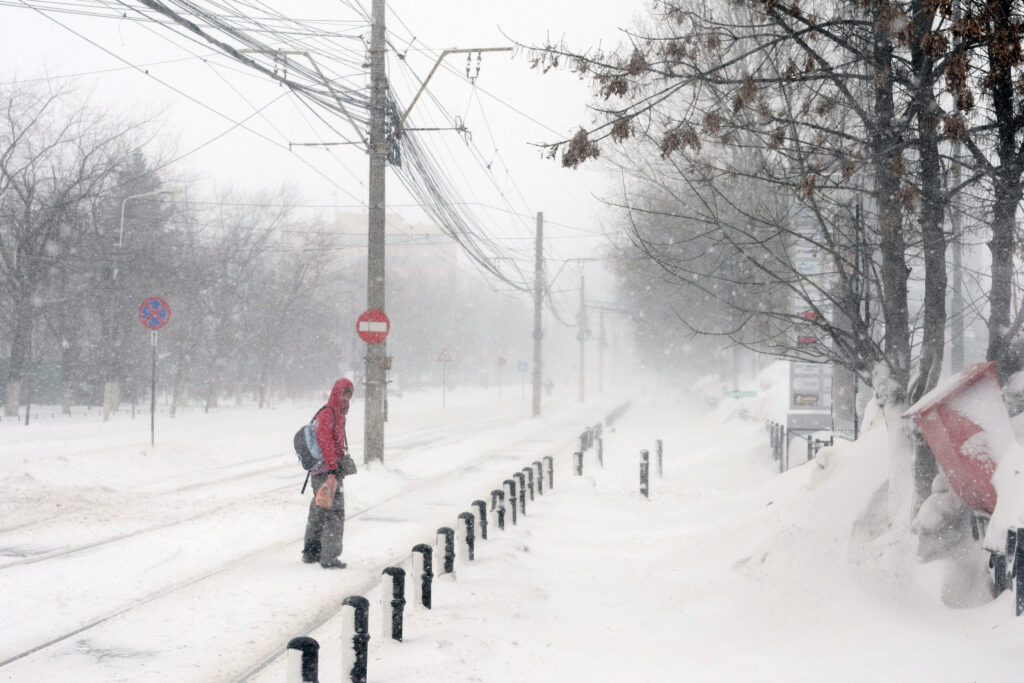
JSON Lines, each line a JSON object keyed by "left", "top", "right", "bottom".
{"left": 357, "top": 309, "right": 390, "bottom": 343}
{"left": 139, "top": 297, "right": 171, "bottom": 330}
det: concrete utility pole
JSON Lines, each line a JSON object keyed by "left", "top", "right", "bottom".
{"left": 532, "top": 212, "right": 544, "bottom": 417}
{"left": 577, "top": 272, "right": 587, "bottom": 403}
{"left": 599, "top": 308, "right": 606, "bottom": 393}
{"left": 361, "top": 17, "right": 512, "bottom": 457}
{"left": 364, "top": 0, "right": 388, "bottom": 463}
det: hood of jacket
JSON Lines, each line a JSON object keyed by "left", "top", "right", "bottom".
{"left": 327, "top": 377, "right": 354, "bottom": 415}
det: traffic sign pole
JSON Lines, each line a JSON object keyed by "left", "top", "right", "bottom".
{"left": 138, "top": 297, "right": 170, "bottom": 448}
{"left": 357, "top": 309, "right": 391, "bottom": 463}
{"left": 437, "top": 348, "right": 452, "bottom": 409}
{"left": 151, "top": 331, "right": 158, "bottom": 447}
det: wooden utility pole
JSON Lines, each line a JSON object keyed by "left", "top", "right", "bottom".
{"left": 532, "top": 212, "right": 544, "bottom": 417}
{"left": 364, "top": 0, "right": 387, "bottom": 463}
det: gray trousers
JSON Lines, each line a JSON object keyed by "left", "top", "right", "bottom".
{"left": 303, "top": 472, "right": 345, "bottom": 563}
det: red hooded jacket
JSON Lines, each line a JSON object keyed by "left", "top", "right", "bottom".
{"left": 315, "top": 378, "right": 353, "bottom": 472}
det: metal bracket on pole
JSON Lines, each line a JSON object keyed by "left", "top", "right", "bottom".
{"left": 241, "top": 49, "right": 368, "bottom": 149}
{"left": 398, "top": 47, "right": 513, "bottom": 131}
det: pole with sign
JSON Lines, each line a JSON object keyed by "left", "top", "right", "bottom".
{"left": 437, "top": 348, "right": 452, "bottom": 407}
{"left": 356, "top": 309, "right": 390, "bottom": 463}
{"left": 138, "top": 297, "right": 170, "bottom": 446}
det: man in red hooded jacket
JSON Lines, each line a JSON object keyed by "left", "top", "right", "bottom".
{"left": 302, "top": 377, "right": 354, "bottom": 568}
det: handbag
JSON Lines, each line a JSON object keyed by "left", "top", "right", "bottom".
{"left": 340, "top": 453, "right": 358, "bottom": 476}
{"left": 314, "top": 474, "right": 338, "bottom": 509}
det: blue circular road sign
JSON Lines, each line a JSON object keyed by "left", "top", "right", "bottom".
{"left": 139, "top": 297, "right": 171, "bottom": 330}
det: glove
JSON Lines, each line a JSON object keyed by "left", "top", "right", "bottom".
{"left": 315, "top": 474, "right": 338, "bottom": 509}
{"left": 327, "top": 469, "right": 338, "bottom": 476}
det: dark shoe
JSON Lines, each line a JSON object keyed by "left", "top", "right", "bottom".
{"left": 301, "top": 552, "right": 319, "bottom": 564}
{"left": 320, "top": 558, "right": 347, "bottom": 569}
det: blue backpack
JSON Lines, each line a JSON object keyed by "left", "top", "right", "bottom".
{"left": 294, "top": 407, "right": 330, "bottom": 470}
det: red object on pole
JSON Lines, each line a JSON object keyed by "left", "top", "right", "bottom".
{"left": 356, "top": 309, "right": 390, "bottom": 343}
{"left": 903, "top": 362, "right": 1007, "bottom": 515}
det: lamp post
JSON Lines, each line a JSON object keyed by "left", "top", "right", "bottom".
{"left": 103, "top": 186, "right": 183, "bottom": 421}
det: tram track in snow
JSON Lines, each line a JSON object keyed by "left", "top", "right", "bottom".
{"left": 0, "top": 407, "right": 526, "bottom": 568}
{"left": 0, "top": 405, "right": 595, "bottom": 673}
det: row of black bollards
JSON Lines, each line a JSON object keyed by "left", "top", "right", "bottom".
{"left": 286, "top": 440, "right": 583, "bottom": 682}
{"left": 573, "top": 423, "right": 603, "bottom": 476}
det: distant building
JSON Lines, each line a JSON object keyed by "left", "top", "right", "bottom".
{"left": 328, "top": 211, "right": 459, "bottom": 292}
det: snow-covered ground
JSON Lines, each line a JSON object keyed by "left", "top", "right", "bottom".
{"left": 1, "top": 375, "right": 1023, "bottom": 682}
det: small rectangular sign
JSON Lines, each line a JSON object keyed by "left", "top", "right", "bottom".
{"left": 358, "top": 321, "right": 388, "bottom": 332}
{"left": 792, "top": 377, "right": 820, "bottom": 391}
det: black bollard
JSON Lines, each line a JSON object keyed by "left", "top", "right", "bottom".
{"left": 522, "top": 467, "right": 535, "bottom": 501}
{"left": 503, "top": 479, "right": 518, "bottom": 525}
{"left": 287, "top": 636, "right": 319, "bottom": 683}
{"left": 574, "top": 451, "right": 583, "bottom": 475}
{"left": 381, "top": 567, "right": 406, "bottom": 641}
{"left": 780, "top": 427, "right": 788, "bottom": 473}
{"left": 597, "top": 436, "right": 604, "bottom": 467}
{"left": 640, "top": 449, "right": 649, "bottom": 498}
{"left": 341, "top": 596, "right": 370, "bottom": 683}
{"left": 436, "top": 527, "right": 455, "bottom": 574}
{"left": 514, "top": 471, "right": 527, "bottom": 515}
{"left": 544, "top": 455, "right": 554, "bottom": 489}
{"left": 533, "top": 461, "right": 544, "bottom": 495}
{"left": 473, "top": 499, "right": 488, "bottom": 540}
{"left": 457, "top": 512, "right": 475, "bottom": 562}
{"left": 411, "top": 544, "right": 433, "bottom": 609}
{"left": 491, "top": 489, "right": 506, "bottom": 530}
{"left": 656, "top": 439, "right": 663, "bottom": 476}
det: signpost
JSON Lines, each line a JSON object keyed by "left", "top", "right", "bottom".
{"left": 138, "top": 297, "right": 170, "bottom": 447}
{"left": 726, "top": 390, "right": 757, "bottom": 399}
{"left": 788, "top": 213, "right": 833, "bottom": 459}
{"left": 437, "top": 348, "right": 452, "bottom": 407}
{"left": 357, "top": 309, "right": 390, "bottom": 461}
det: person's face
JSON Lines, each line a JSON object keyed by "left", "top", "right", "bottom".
{"left": 342, "top": 388, "right": 353, "bottom": 399}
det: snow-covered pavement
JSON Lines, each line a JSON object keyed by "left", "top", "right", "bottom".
{"left": 3, "top": 384, "right": 1024, "bottom": 681}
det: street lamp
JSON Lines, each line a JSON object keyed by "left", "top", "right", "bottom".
{"left": 103, "top": 185, "right": 183, "bottom": 420}
{"left": 117, "top": 185, "right": 184, "bottom": 249}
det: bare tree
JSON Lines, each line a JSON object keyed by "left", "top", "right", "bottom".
{"left": 526, "top": 0, "right": 968, "bottom": 517}
{"left": 0, "top": 80, "right": 147, "bottom": 416}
